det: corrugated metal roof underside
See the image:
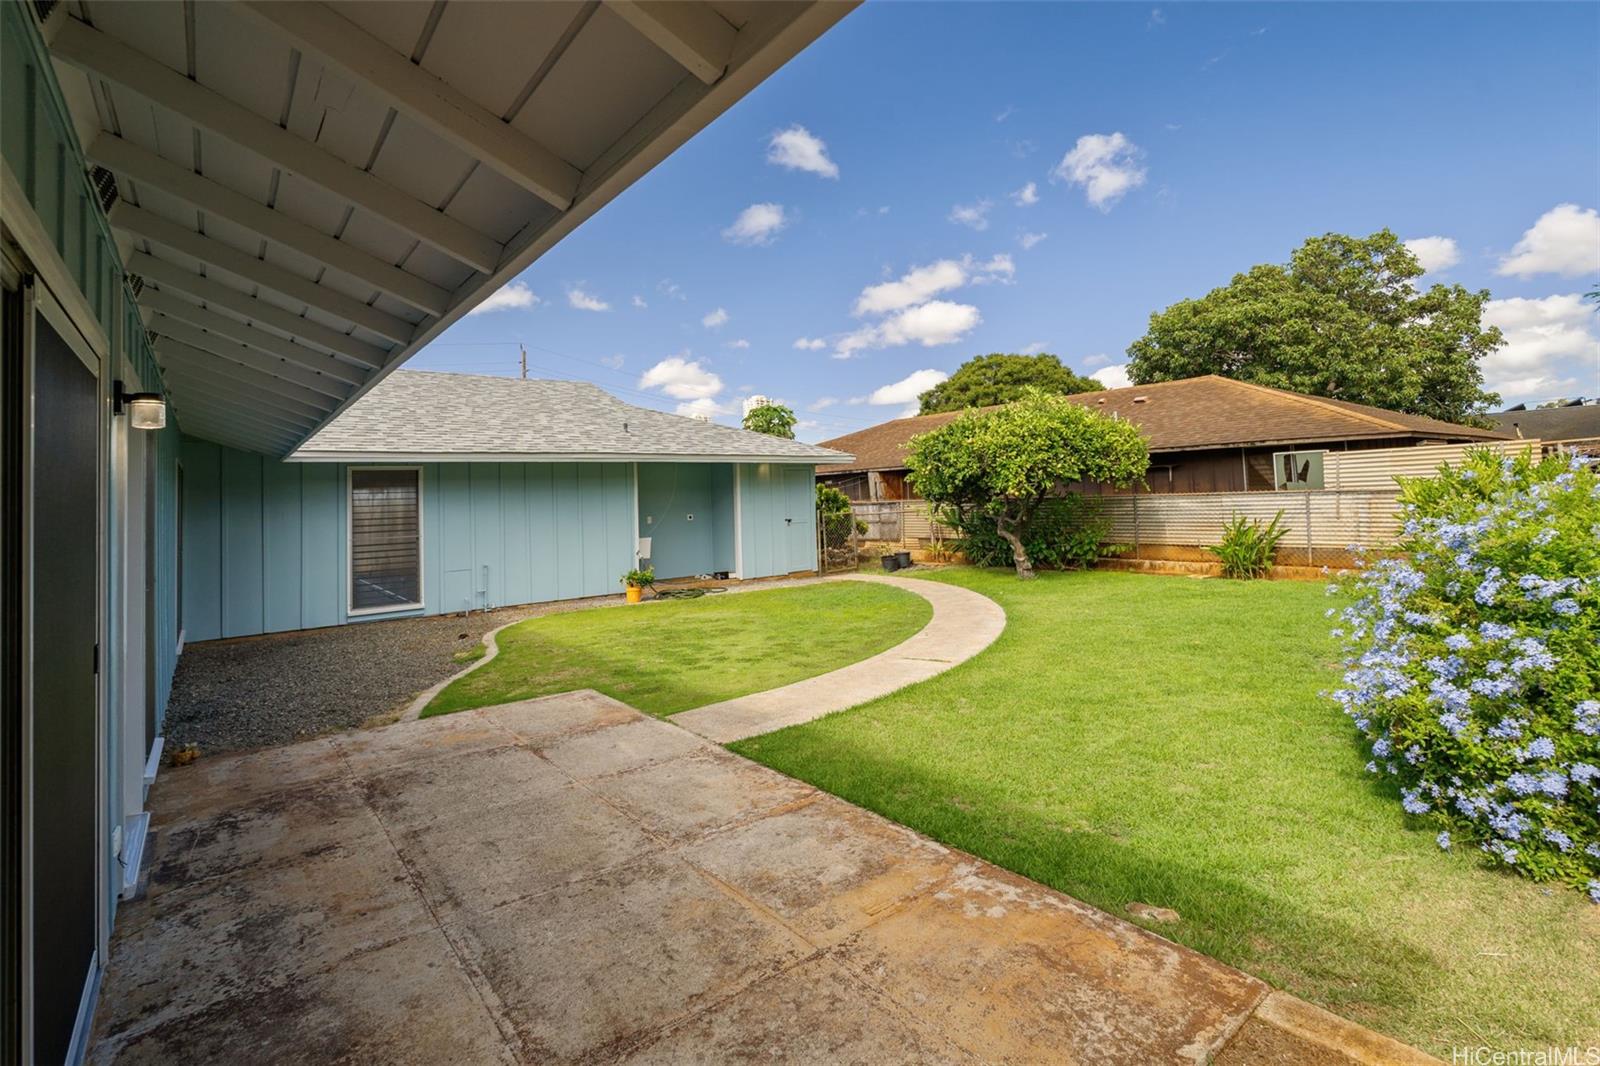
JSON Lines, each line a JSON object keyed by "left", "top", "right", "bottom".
{"left": 292, "top": 370, "right": 854, "bottom": 463}
{"left": 49, "top": 0, "right": 852, "bottom": 456}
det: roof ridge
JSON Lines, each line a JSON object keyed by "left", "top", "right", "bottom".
{"left": 1211, "top": 375, "right": 1407, "bottom": 432}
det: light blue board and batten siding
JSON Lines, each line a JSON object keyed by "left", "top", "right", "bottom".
{"left": 181, "top": 441, "right": 637, "bottom": 641}
{"left": 738, "top": 463, "right": 817, "bottom": 578}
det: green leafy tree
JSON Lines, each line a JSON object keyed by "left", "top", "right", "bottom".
{"left": 815, "top": 483, "right": 863, "bottom": 550}
{"left": 918, "top": 353, "right": 1102, "bottom": 415}
{"left": 1126, "top": 229, "right": 1504, "bottom": 424}
{"left": 906, "top": 389, "right": 1149, "bottom": 579}
{"left": 742, "top": 402, "right": 797, "bottom": 438}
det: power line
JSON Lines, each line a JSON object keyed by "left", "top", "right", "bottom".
{"left": 412, "top": 340, "right": 890, "bottom": 433}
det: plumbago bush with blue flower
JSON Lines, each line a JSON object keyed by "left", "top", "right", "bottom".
{"left": 1331, "top": 448, "right": 1599, "bottom": 901}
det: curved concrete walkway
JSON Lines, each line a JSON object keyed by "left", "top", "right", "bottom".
{"left": 672, "top": 573, "right": 1006, "bottom": 743}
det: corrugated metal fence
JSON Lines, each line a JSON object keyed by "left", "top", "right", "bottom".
{"left": 851, "top": 439, "right": 1541, "bottom": 565}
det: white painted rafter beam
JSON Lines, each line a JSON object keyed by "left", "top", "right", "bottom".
{"left": 178, "top": 421, "right": 302, "bottom": 456}
{"left": 237, "top": 1, "right": 583, "bottom": 209}
{"left": 89, "top": 135, "right": 451, "bottom": 317}
{"left": 128, "top": 252, "right": 389, "bottom": 369}
{"left": 166, "top": 389, "right": 317, "bottom": 438}
{"left": 140, "top": 290, "right": 369, "bottom": 386}
{"left": 174, "top": 417, "right": 300, "bottom": 455}
{"left": 607, "top": 2, "right": 736, "bottom": 85}
{"left": 154, "top": 348, "right": 342, "bottom": 416}
{"left": 110, "top": 203, "right": 416, "bottom": 345}
{"left": 161, "top": 369, "right": 332, "bottom": 424}
{"left": 163, "top": 385, "right": 317, "bottom": 434}
{"left": 52, "top": 17, "right": 504, "bottom": 274}
{"left": 151, "top": 329, "right": 355, "bottom": 400}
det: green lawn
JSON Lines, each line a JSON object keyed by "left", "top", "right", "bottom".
{"left": 423, "top": 582, "right": 931, "bottom": 718}
{"left": 731, "top": 568, "right": 1600, "bottom": 1056}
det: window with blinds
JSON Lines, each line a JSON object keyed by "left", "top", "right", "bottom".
{"left": 349, "top": 468, "right": 421, "bottom": 611}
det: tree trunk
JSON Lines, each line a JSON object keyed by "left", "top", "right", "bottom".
{"left": 995, "top": 512, "right": 1035, "bottom": 580}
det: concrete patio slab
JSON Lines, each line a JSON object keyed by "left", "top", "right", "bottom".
{"left": 396, "top": 782, "right": 662, "bottom": 919}
{"left": 614, "top": 955, "right": 978, "bottom": 1065}
{"left": 672, "top": 574, "right": 1006, "bottom": 743}
{"left": 93, "top": 928, "right": 515, "bottom": 1066}
{"left": 92, "top": 689, "right": 1438, "bottom": 1065}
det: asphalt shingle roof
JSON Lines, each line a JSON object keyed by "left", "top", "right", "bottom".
{"left": 816, "top": 375, "right": 1508, "bottom": 474}
{"left": 1491, "top": 405, "right": 1600, "bottom": 444}
{"left": 293, "top": 371, "right": 852, "bottom": 464}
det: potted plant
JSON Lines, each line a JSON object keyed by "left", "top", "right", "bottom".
{"left": 621, "top": 567, "right": 654, "bottom": 603}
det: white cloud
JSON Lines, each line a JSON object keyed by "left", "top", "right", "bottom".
{"left": 881, "top": 301, "right": 981, "bottom": 347}
{"left": 835, "top": 301, "right": 982, "bottom": 359}
{"left": 1051, "top": 132, "right": 1147, "bottom": 211}
{"left": 948, "top": 199, "right": 993, "bottom": 231}
{"left": 702, "top": 307, "right": 730, "bottom": 329}
{"left": 793, "top": 337, "right": 827, "bottom": 351}
{"left": 1081, "top": 352, "right": 1113, "bottom": 368}
{"left": 468, "top": 281, "right": 538, "bottom": 315}
{"left": 852, "top": 254, "right": 1013, "bottom": 316}
{"left": 567, "top": 286, "right": 610, "bottom": 312}
{"left": 631, "top": 295, "right": 647, "bottom": 309}
{"left": 808, "top": 396, "right": 838, "bottom": 411}
{"left": 1091, "top": 364, "right": 1132, "bottom": 389}
{"left": 674, "top": 397, "right": 731, "bottom": 419}
{"left": 1497, "top": 204, "right": 1600, "bottom": 279}
{"left": 766, "top": 125, "right": 839, "bottom": 179}
{"left": 1404, "top": 236, "right": 1461, "bottom": 274}
{"left": 1012, "top": 181, "right": 1039, "bottom": 207}
{"left": 723, "top": 202, "right": 789, "bottom": 246}
{"left": 657, "top": 279, "right": 685, "bottom": 300}
{"left": 995, "top": 104, "right": 1017, "bottom": 123}
{"left": 727, "top": 338, "right": 750, "bottom": 349}
{"left": 1481, "top": 293, "right": 1600, "bottom": 403}
{"left": 1148, "top": 8, "right": 1166, "bottom": 27}
{"left": 867, "top": 368, "right": 949, "bottom": 407}
{"left": 854, "top": 259, "right": 968, "bottom": 315}
{"left": 639, "top": 356, "right": 724, "bottom": 400}
{"left": 599, "top": 354, "right": 625, "bottom": 369}
{"left": 1019, "top": 231, "right": 1048, "bottom": 250}
{"left": 969, "top": 253, "right": 1014, "bottom": 284}
{"left": 1021, "top": 341, "right": 1048, "bottom": 355}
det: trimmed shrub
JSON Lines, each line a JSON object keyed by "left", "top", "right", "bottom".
{"left": 816, "top": 483, "right": 860, "bottom": 551}
{"left": 946, "top": 494, "right": 1123, "bottom": 571}
{"left": 1331, "top": 449, "right": 1599, "bottom": 900}
{"left": 1210, "top": 511, "right": 1289, "bottom": 578}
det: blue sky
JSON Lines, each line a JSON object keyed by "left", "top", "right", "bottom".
{"left": 411, "top": 2, "right": 1600, "bottom": 441}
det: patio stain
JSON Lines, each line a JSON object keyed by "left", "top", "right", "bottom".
{"left": 92, "top": 691, "right": 1438, "bottom": 1064}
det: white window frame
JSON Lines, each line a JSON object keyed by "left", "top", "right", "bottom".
{"left": 346, "top": 465, "right": 425, "bottom": 617}
{"left": 1271, "top": 449, "right": 1327, "bottom": 491}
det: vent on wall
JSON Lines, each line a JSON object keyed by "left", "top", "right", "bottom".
{"left": 89, "top": 166, "right": 119, "bottom": 213}
{"left": 126, "top": 274, "right": 144, "bottom": 298}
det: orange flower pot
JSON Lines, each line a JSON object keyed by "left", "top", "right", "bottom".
{"left": 625, "top": 585, "right": 643, "bottom": 604}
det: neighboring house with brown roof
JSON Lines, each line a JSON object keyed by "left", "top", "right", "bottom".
{"left": 817, "top": 375, "right": 1510, "bottom": 500}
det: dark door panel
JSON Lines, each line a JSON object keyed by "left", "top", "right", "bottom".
{"left": 30, "top": 311, "right": 99, "bottom": 1066}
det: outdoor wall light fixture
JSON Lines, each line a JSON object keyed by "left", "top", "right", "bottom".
{"left": 114, "top": 380, "right": 167, "bottom": 430}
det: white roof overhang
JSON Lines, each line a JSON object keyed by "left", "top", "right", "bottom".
{"left": 46, "top": 0, "right": 855, "bottom": 456}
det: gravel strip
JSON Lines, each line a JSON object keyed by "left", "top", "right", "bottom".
{"left": 162, "top": 575, "right": 835, "bottom": 757}
{"left": 163, "top": 595, "right": 622, "bottom": 756}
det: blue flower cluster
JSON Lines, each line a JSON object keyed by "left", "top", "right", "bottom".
{"left": 1331, "top": 450, "right": 1600, "bottom": 897}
